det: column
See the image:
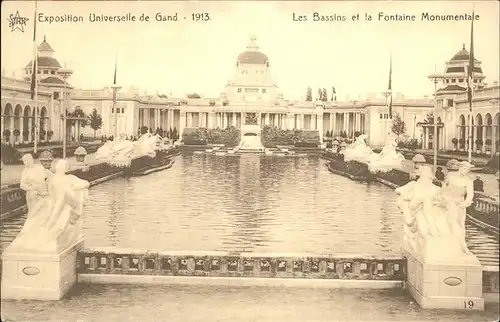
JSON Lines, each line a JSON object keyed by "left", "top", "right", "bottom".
{"left": 481, "top": 125, "right": 487, "bottom": 153}
{"left": 318, "top": 114, "right": 324, "bottom": 143}
{"left": 19, "top": 116, "right": 24, "bottom": 144}
{"left": 343, "top": 113, "right": 348, "bottom": 134}
{"left": 179, "top": 111, "right": 186, "bottom": 138}
{"left": 329, "top": 113, "right": 334, "bottom": 135}
{"left": 9, "top": 116, "right": 14, "bottom": 144}
{"left": 474, "top": 125, "right": 479, "bottom": 152}
{"left": 492, "top": 126, "right": 497, "bottom": 154}
{"left": 332, "top": 113, "right": 337, "bottom": 136}
{"left": 300, "top": 114, "right": 305, "bottom": 129}
{"left": 423, "top": 128, "right": 427, "bottom": 149}
{"left": 265, "top": 113, "right": 270, "bottom": 126}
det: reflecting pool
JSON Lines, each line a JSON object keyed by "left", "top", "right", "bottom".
{"left": 1, "top": 153, "right": 498, "bottom": 266}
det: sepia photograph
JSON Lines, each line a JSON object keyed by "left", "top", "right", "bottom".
{"left": 0, "top": 0, "right": 499, "bottom": 321}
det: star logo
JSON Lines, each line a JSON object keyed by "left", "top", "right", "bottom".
{"left": 7, "top": 11, "right": 29, "bottom": 32}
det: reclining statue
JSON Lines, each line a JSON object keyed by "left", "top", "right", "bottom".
{"left": 369, "top": 134, "right": 405, "bottom": 173}
{"left": 342, "top": 134, "right": 375, "bottom": 163}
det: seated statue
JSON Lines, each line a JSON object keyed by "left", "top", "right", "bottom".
{"left": 6, "top": 159, "right": 90, "bottom": 254}
{"left": 396, "top": 165, "right": 477, "bottom": 264}
{"left": 19, "top": 154, "right": 50, "bottom": 215}
{"left": 342, "top": 134, "right": 374, "bottom": 163}
{"left": 369, "top": 134, "right": 405, "bottom": 173}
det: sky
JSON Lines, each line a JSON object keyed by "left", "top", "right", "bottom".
{"left": 1, "top": 1, "right": 499, "bottom": 100}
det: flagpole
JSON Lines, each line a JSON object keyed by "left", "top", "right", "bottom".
{"left": 467, "top": 10, "right": 475, "bottom": 164}
{"left": 32, "top": 1, "right": 38, "bottom": 154}
{"left": 384, "top": 54, "right": 393, "bottom": 139}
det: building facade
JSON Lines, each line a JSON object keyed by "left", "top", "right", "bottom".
{"left": 1, "top": 37, "right": 499, "bottom": 151}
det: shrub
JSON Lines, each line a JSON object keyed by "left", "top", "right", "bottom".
{"left": 1, "top": 143, "right": 21, "bottom": 164}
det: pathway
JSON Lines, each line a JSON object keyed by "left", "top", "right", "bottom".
{"left": 1, "top": 154, "right": 100, "bottom": 187}
{"left": 399, "top": 160, "right": 499, "bottom": 199}
{"left": 1, "top": 284, "right": 498, "bottom": 322}
{"left": 412, "top": 149, "right": 493, "bottom": 166}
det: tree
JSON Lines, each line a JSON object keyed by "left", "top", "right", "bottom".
{"left": 423, "top": 112, "right": 435, "bottom": 135}
{"left": 187, "top": 93, "right": 201, "bottom": 99}
{"left": 317, "top": 88, "right": 322, "bottom": 101}
{"left": 391, "top": 113, "right": 407, "bottom": 141}
{"left": 305, "top": 87, "right": 312, "bottom": 101}
{"left": 321, "top": 88, "right": 328, "bottom": 102}
{"left": 87, "top": 108, "right": 103, "bottom": 137}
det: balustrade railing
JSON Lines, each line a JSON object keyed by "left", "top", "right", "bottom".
{"left": 77, "top": 249, "right": 407, "bottom": 281}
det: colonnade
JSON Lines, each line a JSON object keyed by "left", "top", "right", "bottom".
{"left": 1, "top": 103, "right": 50, "bottom": 144}
{"left": 454, "top": 112, "right": 500, "bottom": 153}
{"left": 135, "top": 108, "right": 368, "bottom": 139}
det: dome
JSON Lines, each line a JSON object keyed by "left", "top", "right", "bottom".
{"left": 237, "top": 51, "right": 269, "bottom": 65}
{"left": 236, "top": 36, "right": 269, "bottom": 65}
{"left": 450, "top": 44, "right": 479, "bottom": 62}
{"left": 25, "top": 57, "right": 62, "bottom": 69}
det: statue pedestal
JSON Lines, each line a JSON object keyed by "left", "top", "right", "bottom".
{"left": 402, "top": 244, "right": 484, "bottom": 311}
{"left": 1, "top": 238, "right": 83, "bottom": 300}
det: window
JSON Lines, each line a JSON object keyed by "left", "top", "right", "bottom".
{"left": 384, "top": 113, "right": 389, "bottom": 119}
{"left": 447, "top": 99, "right": 454, "bottom": 107}
{"left": 380, "top": 114, "right": 383, "bottom": 119}
{"left": 43, "top": 70, "right": 48, "bottom": 74}
{"left": 51, "top": 71, "right": 56, "bottom": 75}
{"left": 121, "top": 108, "right": 125, "bottom": 113}
{"left": 26, "top": 70, "right": 29, "bottom": 74}
{"left": 37, "top": 70, "right": 41, "bottom": 74}
{"left": 458, "top": 79, "right": 463, "bottom": 83}
{"left": 237, "top": 88, "right": 242, "bottom": 93}
{"left": 244, "top": 88, "right": 259, "bottom": 93}
{"left": 112, "top": 108, "right": 114, "bottom": 113}
{"left": 474, "top": 79, "right": 478, "bottom": 83}
{"left": 53, "top": 92, "right": 59, "bottom": 100}
{"left": 445, "top": 79, "right": 449, "bottom": 83}
{"left": 262, "top": 89, "right": 267, "bottom": 93}
{"left": 451, "top": 79, "right": 456, "bottom": 83}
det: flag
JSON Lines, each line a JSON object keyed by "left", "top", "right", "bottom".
{"left": 467, "top": 12, "right": 475, "bottom": 112}
{"left": 388, "top": 54, "right": 393, "bottom": 118}
{"left": 30, "top": 1, "right": 38, "bottom": 100}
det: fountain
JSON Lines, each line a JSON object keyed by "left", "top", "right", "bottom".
{"left": 238, "top": 132, "right": 265, "bottom": 153}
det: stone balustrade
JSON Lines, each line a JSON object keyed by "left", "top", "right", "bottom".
{"left": 474, "top": 197, "right": 499, "bottom": 215}
{"left": 77, "top": 248, "right": 407, "bottom": 281}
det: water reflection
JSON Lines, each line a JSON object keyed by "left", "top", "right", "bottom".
{"left": 0, "top": 154, "right": 498, "bottom": 266}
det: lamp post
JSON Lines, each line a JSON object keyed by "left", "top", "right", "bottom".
{"left": 146, "top": 94, "right": 153, "bottom": 134}
{"left": 57, "top": 68, "right": 73, "bottom": 159}
{"left": 110, "top": 84, "right": 122, "bottom": 138}
{"left": 427, "top": 72, "right": 443, "bottom": 173}
{"left": 382, "top": 89, "right": 393, "bottom": 138}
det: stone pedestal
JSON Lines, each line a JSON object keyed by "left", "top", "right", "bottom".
{"left": 403, "top": 245, "right": 484, "bottom": 311}
{"left": 1, "top": 238, "right": 83, "bottom": 300}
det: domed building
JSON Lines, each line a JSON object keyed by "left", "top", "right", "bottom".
{"left": 222, "top": 36, "right": 282, "bottom": 103}
{"left": 429, "top": 44, "right": 499, "bottom": 154}
{"left": 1, "top": 37, "right": 498, "bottom": 152}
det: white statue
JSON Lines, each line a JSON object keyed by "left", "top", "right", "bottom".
{"left": 19, "top": 154, "right": 49, "bottom": 214}
{"left": 108, "top": 134, "right": 135, "bottom": 167}
{"left": 131, "top": 132, "right": 157, "bottom": 158}
{"left": 396, "top": 164, "right": 477, "bottom": 263}
{"left": 369, "top": 134, "right": 405, "bottom": 173}
{"left": 95, "top": 140, "right": 114, "bottom": 160}
{"left": 342, "top": 135, "right": 374, "bottom": 163}
{"left": 440, "top": 161, "right": 475, "bottom": 255}
{"left": 7, "top": 159, "right": 90, "bottom": 254}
